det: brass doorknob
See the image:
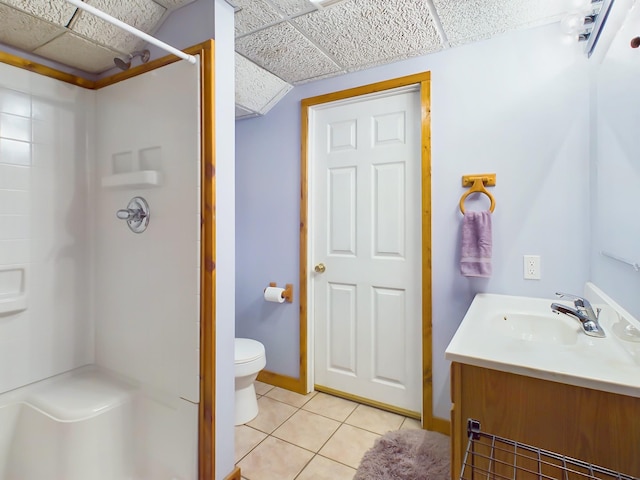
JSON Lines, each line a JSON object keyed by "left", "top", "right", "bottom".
{"left": 314, "top": 263, "right": 326, "bottom": 273}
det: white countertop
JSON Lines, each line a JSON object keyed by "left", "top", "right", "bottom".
{"left": 445, "top": 286, "right": 640, "bottom": 398}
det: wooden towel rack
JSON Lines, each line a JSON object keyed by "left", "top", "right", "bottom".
{"left": 459, "top": 174, "right": 496, "bottom": 214}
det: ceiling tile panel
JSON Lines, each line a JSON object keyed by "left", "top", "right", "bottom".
{"left": 434, "top": 0, "right": 568, "bottom": 46}
{"left": 0, "top": 4, "right": 65, "bottom": 52}
{"left": 72, "top": 0, "right": 166, "bottom": 52}
{"left": 236, "top": 53, "right": 293, "bottom": 114}
{"left": 236, "top": 22, "right": 344, "bottom": 84}
{"left": 234, "top": 0, "right": 283, "bottom": 37}
{"left": 151, "top": 0, "right": 195, "bottom": 10}
{"left": 267, "top": 0, "right": 316, "bottom": 16}
{"left": 0, "top": 0, "right": 77, "bottom": 26}
{"left": 34, "top": 32, "right": 124, "bottom": 73}
{"left": 292, "top": 0, "right": 443, "bottom": 70}
{"left": 293, "top": 70, "right": 353, "bottom": 85}
{"left": 236, "top": 105, "right": 259, "bottom": 119}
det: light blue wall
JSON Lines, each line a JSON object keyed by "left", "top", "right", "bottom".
{"left": 591, "top": 0, "right": 640, "bottom": 321}
{"left": 236, "top": 24, "right": 592, "bottom": 420}
{"left": 213, "top": 1, "right": 235, "bottom": 478}
{"left": 153, "top": 1, "right": 237, "bottom": 477}
{"left": 147, "top": 0, "right": 215, "bottom": 61}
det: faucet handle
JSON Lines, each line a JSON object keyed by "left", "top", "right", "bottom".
{"left": 556, "top": 292, "right": 600, "bottom": 321}
{"left": 555, "top": 292, "right": 589, "bottom": 308}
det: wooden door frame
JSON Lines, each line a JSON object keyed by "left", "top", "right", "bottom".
{"left": 300, "top": 72, "right": 448, "bottom": 433}
{"left": 0, "top": 40, "right": 219, "bottom": 478}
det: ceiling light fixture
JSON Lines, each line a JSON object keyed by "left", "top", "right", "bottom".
{"left": 585, "top": 0, "right": 615, "bottom": 56}
{"left": 561, "top": 0, "right": 613, "bottom": 56}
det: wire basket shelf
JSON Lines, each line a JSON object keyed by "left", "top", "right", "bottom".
{"left": 460, "top": 419, "right": 638, "bottom": 480}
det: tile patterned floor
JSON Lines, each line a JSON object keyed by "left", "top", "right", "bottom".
{"left": 235, "top": 382, "right": 423, "bottom": 480}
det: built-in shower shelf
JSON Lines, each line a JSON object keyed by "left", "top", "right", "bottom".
{"left": 101, "top": 171, "right": 162, "bottom": 189}
{"left": 0, "top": 295, "right": 27, "bottom": 314}
{"left": 0, "top": 265, "right": 27, "bottom": 314}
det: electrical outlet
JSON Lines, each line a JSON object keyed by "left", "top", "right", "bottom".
{"left": 523, "top": 255, "right": 541, "bottom": 280}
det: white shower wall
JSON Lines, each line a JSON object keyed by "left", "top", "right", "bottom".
{"left": 93, "top": 60, "right": 201, "bottom": 478}
{"left": 93, "top": 61, "right": 201, "bottom": 403}
{"left": 0, "top": 63, "right": 94, "bottom": 394}
{"left": 0, "top": 58, "right": 202, "bottom": 478}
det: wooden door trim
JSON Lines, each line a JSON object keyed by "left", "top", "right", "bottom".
{"left": 0, "top": 40, "right": 218, "bottom": 478}
{"left": 300, "top": 72, "right": 448, "bottom": 433}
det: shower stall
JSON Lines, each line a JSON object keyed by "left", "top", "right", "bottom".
{"left": 0, "top": 46, "right": 209, "bottom": 479}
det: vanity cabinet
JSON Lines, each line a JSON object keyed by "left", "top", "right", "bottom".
{"left": 450, "top": 362, "right": 640, "bottom": 480}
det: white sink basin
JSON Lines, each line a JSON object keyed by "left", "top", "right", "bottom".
{"left": 445, "top": 286, "right": 640, "bottom": 399}
{"left": 491, "top": 311, "right": 579, "bottom": 345}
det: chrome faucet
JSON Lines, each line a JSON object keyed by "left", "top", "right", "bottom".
{"left": 550, "top": 292, "right": 605, "bottom": 338}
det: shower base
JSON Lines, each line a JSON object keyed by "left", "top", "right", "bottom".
{"left": 0, "top": 366, "right": 136, "bottom": 480}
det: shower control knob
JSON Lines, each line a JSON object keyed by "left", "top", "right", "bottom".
{"left": 116, "top": 196, "right": 150, "bottom": 234}
{"left": 116, "top": 209, "right": 133, "bottom": 220}
{"left": 314, "top": 263, "right": 326, "bottom": 273}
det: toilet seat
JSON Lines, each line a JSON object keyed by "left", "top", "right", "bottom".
{"left": 235, "top": 338, "right": 265, "bottom": 364}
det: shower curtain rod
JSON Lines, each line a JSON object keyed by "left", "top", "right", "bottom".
{"left": 64, "top": 0, "right": 197, "bottom": 65}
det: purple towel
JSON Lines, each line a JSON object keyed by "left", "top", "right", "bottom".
{"left": 460, "top": 210, "right": 492, "bottom": 277}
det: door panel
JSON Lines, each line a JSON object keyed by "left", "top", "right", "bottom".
{"left": 372, "top": 286, "right": 406, "bottom": 386}
{"left": 312, "top": 87, "right": 421, "bottom": 413}
{"left": 328, "top": 167, "right": 356, "bottom": 255}
{"left": 373, "top": 111, "right": 406, "bottom": 146}
{"left": 373, "top": 162, "right": 406, "bottom": 257}
{"left": 327, "top": 282, "right": 357, "bottom": 375}
{"left": 329, "top": 119, "right": 357, "bottom": 152}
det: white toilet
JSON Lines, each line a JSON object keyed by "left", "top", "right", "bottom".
{"left": 234, "top": 338, "right": 266, "bottom": 425}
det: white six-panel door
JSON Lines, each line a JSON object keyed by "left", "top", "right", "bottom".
{"left": 310, "top": 86, "right": 422, "bottom": 413}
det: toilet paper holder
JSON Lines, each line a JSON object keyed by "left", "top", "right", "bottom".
{"left": 266, "top": 282, "right": 293, "bottom": 303}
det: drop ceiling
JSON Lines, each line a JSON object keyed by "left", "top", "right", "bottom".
{"left": 232, "top": 0, "right": 582, "bottom": 117}
{"left": 0, "top": 0, "right": 585, "bottom": 117}
{"left": 0, "top": 0, "right": 195, "bottom": 73}
{"left": 233, "top": 0, "right": 577, "bottom": 84}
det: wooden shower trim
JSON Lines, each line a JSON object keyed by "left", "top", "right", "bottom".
{"left": 0, "top": 40, "right": 218, "bottom": 479}
{"left": 0, "top": 51, "right": 96, "bottom": 88}
{"left": 299, "top": 72, "right": 449, "bottom": 435}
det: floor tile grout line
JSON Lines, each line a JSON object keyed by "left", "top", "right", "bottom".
{"left": 234, "top": 428, "right": 270, "bottom": 465}
{"left": 292, "top": 452, "right": 316, "bottom": 480}
{"left": 259, "top": 390, "right": 363, "bottom": 425}
{"left": 262, "top": 387, "right": 318, "bottom": 409}
{"left": 237, "top": 389, "right": 423, "bottom": 479}
{"left": 314, "top": 452, "right": 360, "bottom": 471}
{"left": 277, "top": 401, "right": 361, "bottom": 478}
{"left": 259, "top": 390, "right": 317, "bottom": 409}
{"left": 243, "top": 399, "right": 310, "bottom": 480}
{"left": 247, "top": 395, "right": 303, "bottom": 435}
{"left": 240, "top": 408, "right": 412, "bottom": 459}
{"left": 241, "top": 396, "right": 349, "bottom": 478}
{"left": 242, "top": 409, "right": 400, "bottom": 461}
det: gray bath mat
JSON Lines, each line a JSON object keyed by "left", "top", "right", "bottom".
{"left": 354, "top": 428, "right": 450, "bottom": 480}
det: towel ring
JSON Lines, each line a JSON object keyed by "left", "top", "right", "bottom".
{"left": 459, "top": 178, "right": 496, "bottom": 214}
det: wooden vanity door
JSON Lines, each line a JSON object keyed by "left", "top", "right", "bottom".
{"left": 450, "top": 362, "right": 640, "bottom": 480}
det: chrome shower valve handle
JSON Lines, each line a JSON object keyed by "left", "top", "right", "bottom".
{"left": 116, "top": 209, "right": 143, "bottom": 220}
{"left": 116, "top": 196, "right": 150, "bottom": 233}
